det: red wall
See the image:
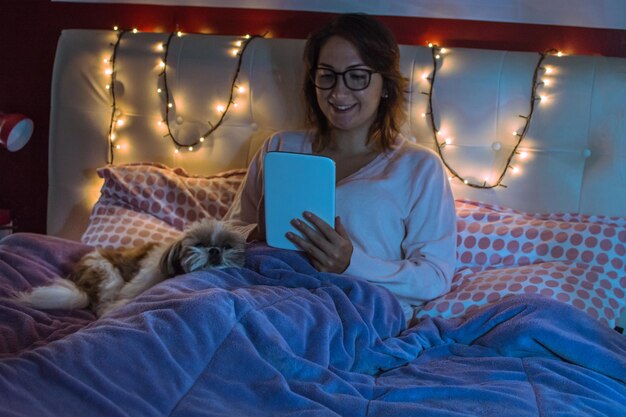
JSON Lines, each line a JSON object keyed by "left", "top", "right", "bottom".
{"left": 1, "top": 0, "right": 625, "bottom": 235}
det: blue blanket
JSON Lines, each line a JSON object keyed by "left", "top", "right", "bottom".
{"left": 0, "top": 234, "right": 625, "bottom": 416}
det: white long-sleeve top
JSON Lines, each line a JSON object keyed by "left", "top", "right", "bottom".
{"left": 224, "top": 131, "right": 457, "bottom": 319}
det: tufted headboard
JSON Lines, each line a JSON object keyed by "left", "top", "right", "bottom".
{"left": 48, "top": 29, "right": 626, "bottom": 241}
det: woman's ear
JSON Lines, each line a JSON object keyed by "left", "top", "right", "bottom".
{"left": 159, "top": 240, "right": 184, "bottom": 278}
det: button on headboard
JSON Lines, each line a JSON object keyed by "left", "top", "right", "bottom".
{"left": 48, "top": 29, "right": 626, "bottom": 240}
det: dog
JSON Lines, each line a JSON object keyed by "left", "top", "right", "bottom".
{"left": 15, "top": 218, "right": 246, "bottom": 317}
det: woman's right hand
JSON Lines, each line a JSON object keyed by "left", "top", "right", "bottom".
{"left": 286, "top": 213, "right": 353, "bottom": 273}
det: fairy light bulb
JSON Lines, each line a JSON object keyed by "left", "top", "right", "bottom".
{"left": 539, "top": 95, "right": 548, "bottom": 102}
{"left": 110, "top": 133, "right": 116, "bottom": 141}
{"left": 440, "top": 48, "right": 447, "bottom": 53}
{"left": 238, "top": 86, "right": 245, "bottom": 93}
{"left": 235, "top": 40, "right": 243, "bottom": 47}
{"left": 116, "top": 119, "right": 125, "bottom": 127}
{"left": 188, "top": 146, "right": 193, "bottom": 151}
{"left": 511, "top": 166, "right": 520, "bottom": 173}
{"left": 113, "top": 26, "right": 119, "bottom": 31}
{"left": 519, "top": 151, "right": 529, "bottom": 159}
{"left": 157, "top": 88, "right": 162, "bottom": 93}
{"left": 231, "top": 49, "right": 239, "bottom": 57}
{"left": 428, "top": 42, "right": 434, "bottom": 48}
{"left": 556, "top": 51, "right": 563, "bottom": 57}
{"left": 159, "top": 60, "right": 166, "bottom": 68}
{"left": 545, "top": 66, "right": 553, "bottom": 74}
{"left": 168, "top": 103, "right": 173, "bottom": 108}
{"left": 177, "top": 31, "right": 183, "bottom": 37}
{"left": 216, "top": 104, "right": 226, "bottom": 113}
{"left": 199, "top": 137, "right": 205, "bottom": 142}
{"left": 105, "top": 68, "right": 112, "bottom": 75}
{"left": 132, "top": 28, "right": 138, "bottom": 34}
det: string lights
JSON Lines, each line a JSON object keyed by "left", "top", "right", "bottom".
{"left": 104, "top": 30, "right": 563, "bottom": 188}
{"left": 422, "top": 43, "right": 562, "bottom": 189}
{"left": 103, "top": 28, "right": 263, "bottom": 162}
{"left": 157, "top": 33, "right": 262, "bottom": 152}
{"left": 105, "top": 29, "right": 127, "bottom": 163}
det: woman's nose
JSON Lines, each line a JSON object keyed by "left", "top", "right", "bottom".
{"left": 330, "top": 75, "right": 350, "bottom": 95}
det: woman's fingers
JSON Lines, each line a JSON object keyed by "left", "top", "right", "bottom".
{"left": 286, "top": 230, "right": 327, "bottom": 261}
{"left": 334, "top": 216, "right": 350, "bottom": 240}
{"left": 288, "top": 217, "right": 333, "bottom": 254}
{"left": 303, "top": 212, "right": 341, "bottom": 243}
{"left": 286, "top": 213, "right": 353, "bottom": 273}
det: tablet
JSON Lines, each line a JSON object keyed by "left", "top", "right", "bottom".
{"left": 264, "top": 151, "right": 336, "bottom": 250}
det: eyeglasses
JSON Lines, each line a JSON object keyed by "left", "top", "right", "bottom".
{"left": 311, "top": 67, "right": 377, "bottom": 91}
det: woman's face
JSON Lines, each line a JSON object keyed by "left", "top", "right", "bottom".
{"left": 315, "top": 36, "right": 384, "bottom": 136}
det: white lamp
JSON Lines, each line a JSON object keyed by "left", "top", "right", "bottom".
{"left": 0, "top": 113, "right": 34, "bottom": 152}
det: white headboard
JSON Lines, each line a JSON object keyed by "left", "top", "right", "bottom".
{"left": 48, "top": 29, "right": 626, "bottom": 241}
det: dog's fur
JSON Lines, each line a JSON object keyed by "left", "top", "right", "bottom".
{"left": 15, "top": 218, "right": 245, "bottom": 317}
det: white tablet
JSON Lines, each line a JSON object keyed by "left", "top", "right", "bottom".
{"left": 264, "top": 151, "right": 336, "bottom": 250}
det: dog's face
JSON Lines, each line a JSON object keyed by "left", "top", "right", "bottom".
{"left": 159, "top": 219, "right": 246, "bottom": 277}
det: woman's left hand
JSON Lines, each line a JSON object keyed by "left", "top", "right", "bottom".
{"left": 286, "top": 212, "right": 353, "bottom": 273}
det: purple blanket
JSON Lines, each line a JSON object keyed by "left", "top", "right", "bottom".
{"left": 0, "top": 233, "right": 625, "bottom": 416}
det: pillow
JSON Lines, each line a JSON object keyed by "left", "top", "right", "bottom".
{"left": 82, "top": 163, "right": 246, "bottom": 249}
{"left": 82, "top": 205, "right": 182, "bottom": 248}
{"left": 415, "top": 200, "right": 626, "bottom": 328}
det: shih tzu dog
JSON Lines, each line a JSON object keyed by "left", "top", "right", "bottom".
{"left": 15, "top": 218, "right": 246, "bottom": 317}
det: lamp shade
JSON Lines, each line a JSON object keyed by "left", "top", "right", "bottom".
{"left": 0, "top": 113, "right": 34, "bottom": 152}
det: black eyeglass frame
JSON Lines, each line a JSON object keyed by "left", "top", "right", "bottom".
{"left": 310, "top": 67, "right": 378, "bottom": 91}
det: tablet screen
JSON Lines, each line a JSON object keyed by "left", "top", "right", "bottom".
{"left": 264, "top": 151, "right": 336, "bottom": 250}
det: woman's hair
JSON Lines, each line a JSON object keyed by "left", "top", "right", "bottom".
{"left": 303, "top": 13, "right": 408, "bottom": 152}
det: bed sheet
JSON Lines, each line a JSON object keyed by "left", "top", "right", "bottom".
{"left": 0, "top": 233, "right": 625, "bottom": 416}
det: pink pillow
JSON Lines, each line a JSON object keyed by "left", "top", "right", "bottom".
{"left": 454, "top": 200, "right": 625, "bottom": 270}
{"left": 82, "top": 163, "right": 246, "bottom": 249}
{"left": 82, "top": 205, "right": 182, "bottom": 249}
{"left": 416, "top": 200, "right": 626, "bottom": 328}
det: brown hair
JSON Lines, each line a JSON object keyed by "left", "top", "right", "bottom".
{"left": 303, "top": 13, "right": 408, "bottom": 152}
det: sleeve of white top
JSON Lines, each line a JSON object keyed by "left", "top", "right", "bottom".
{"left": 222, "top": 138, "right": 270, "bottom": 238}
{"left": 344, "top": 154, "right": 457, "bottom": 306}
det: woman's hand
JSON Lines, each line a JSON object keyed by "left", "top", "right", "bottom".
{"left": 286, "top": 212, "right": 353, "bottom": 273}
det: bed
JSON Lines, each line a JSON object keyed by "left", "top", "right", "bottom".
{"left": 1, "top": 29, "right": 625, "bottom": 416}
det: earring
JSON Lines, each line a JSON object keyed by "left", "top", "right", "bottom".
{"left": 382, "top": 91, "right": 389, "bottom": 98}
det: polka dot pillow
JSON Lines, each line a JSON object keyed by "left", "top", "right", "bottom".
{"left": 415, "top": 200, "right": 626, "bottom": 328}
{"left": 82, "top": 205, "right": 182, "bottom": 249}
{"left": 82, "top": 163, "right": 246, "bottom": 249}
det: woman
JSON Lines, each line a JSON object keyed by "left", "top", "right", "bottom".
{"left": 225, "top": 13, "right": 457, "bottom": 320}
